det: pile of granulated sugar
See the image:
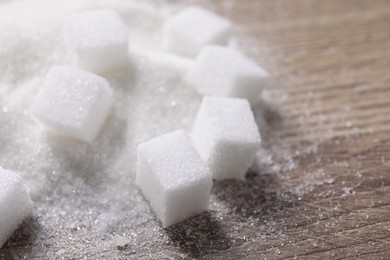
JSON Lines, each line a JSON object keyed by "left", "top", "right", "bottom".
{"left": 0, "top": 0, "right": 302, "bottom": 258}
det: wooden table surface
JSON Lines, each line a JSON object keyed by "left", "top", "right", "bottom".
{"left": 228, "top": 0, "right": 390, "bottom": 258}
{"left": 1, "top": 0, "right": 390, "bottom": 259}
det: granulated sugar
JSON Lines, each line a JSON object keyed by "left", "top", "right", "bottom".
{"left": 0, "top": 0, "right": 313, "bottom": 258}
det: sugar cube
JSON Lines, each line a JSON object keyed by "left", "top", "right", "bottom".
{"left": 192, "top": 97, "right": 261, "bottom": 180}
{"left": 136, "top": 130, "right": 212, "bottom": 228}
{"left": 162, "top": 7, "right": 231, "bottom": 58}
{"left": 0, "top": 167, "right": 33, "bottom": 248}
{"left": 30, "top": 65, "right": 113, "bottom": 143}
{"left": 65, "top": 9, "right": 129, "bottom": 73}
{"left": 187, "top": 46, "right": 269, "bottom": 104}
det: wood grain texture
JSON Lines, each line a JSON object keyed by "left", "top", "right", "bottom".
{"left": 1, "top": 0, "right": 390, "bottom": 259}
{"left": 227, "top": 0, "right": 390, "bottom": 258}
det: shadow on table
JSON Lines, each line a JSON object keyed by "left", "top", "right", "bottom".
{"left": 213, "top": 171, "right": 296, "bottom": 223}
{"left": 0, "top": 217, "right": 40, "bottom": 258}
{"left": 165, "top": 212, "right": 232, "bottom": 258}
{"left": 252, "top": 96, "right": 284, "bottom": 144}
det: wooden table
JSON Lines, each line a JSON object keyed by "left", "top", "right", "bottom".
{"left": 1, "top": 0, "right": 390, "bottom": 259}
{"left": 227, "top": 0, "right": 390, "bottom": 258}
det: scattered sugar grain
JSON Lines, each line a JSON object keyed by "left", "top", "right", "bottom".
{"left": 114, "top": 236, "right": 132, "bottom": 249}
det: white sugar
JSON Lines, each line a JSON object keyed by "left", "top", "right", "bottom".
{"left": 162, "top": 7, "right": 231, "bottom": 58}
{"left": 0, "top": 0, "right": 295, "bottom": 257}
{"left": 187, "top": 45, "right": 269, "bottom": 104}
{"left": 31, "top": 65, "right": 113, "bottom": 143}
{"left": 0, "top": 167, "right": 33, "bottom": 248}
{"left": 136, "top": 130, "right": 212, "bottom": 227}
{"left": 0, "top": 0, "right": 202, "bottom": 238}
{"left": 64, "top": 9, "right": 129, "bottom": 73}
{"left": 192, "top": 97, "right": 261, "bottom": 180}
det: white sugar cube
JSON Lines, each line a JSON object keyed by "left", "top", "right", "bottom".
{"left": 65, "top": 9, "right": 129, "bottom": 73}
{"left": 31, "top": 65, "right": 113, "bottom": 143}
{"left": 192, "top": 97, "right": 261, "bottom": 180}
{"left": 163, "top": 7, "right": 231, "bottom": 58}
{"left": 187, "top": 46, "right": 269, "bottom": 104}
{"left": 0, "top": 167, "right": 33, "bottom": 248}
{"left": 136, "top": 130, "right": 212, "bottom": 228}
